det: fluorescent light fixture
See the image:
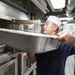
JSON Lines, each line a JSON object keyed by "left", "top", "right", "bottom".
{"left": 47, "top": 0, "right": 63, "bottom": 12}
{"left": 62, "top": 21, "right": 68, "bottom": 24}
{"left": 50, "top": 0, "right": 65, "bottom": 9}
{"left": 59, "top": 17, "right": 73, "bottom": 21}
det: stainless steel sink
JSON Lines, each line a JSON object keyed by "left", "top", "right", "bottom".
{"left": 0, "top": 29, "right": 60, "bottom": 53}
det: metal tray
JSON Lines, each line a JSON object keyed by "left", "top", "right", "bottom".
{"left": 0, "top": 44, "right": 6, "bottom": 53}
{"left": 0, "top": 29, "right": 60, "bottom": 53}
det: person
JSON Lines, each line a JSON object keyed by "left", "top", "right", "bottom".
{"left": 57, "top": 31, "right": 75, "bottom": 46}
{"left": 65, "top": 55, "right": 74, "bottom": 75}
{"left": 27, "top": 16, "right": 75, "bottom": 75}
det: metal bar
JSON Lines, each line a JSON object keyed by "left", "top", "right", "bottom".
{"left": 21, "top": 53, "right": 27, "bottom": 75}
{"left": 15, "top": 57, "right": 18, "bottom": 75}
{"left": 0, "top": 19, "right": 41, "bottom": 25}
{"left": 0, "top": 53, "right": 18, "bottom": 64}
{"left": 24, "top": 62, "right": 36, "bottom": 75}
{"left": 12, "top": 19, "right": 41, "bottom": 24}
{"left": 0, "top": 15, "right": 13, "bottom": 21}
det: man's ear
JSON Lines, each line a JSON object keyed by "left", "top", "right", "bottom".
{"left": 53, "top": 25, "right": 58, "bottom": 31}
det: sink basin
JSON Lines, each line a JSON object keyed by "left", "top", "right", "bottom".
{"left": 0, "top": 29, "right": 60, "bottom": 53}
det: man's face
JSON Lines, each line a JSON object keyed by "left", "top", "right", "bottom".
{"left": 43, "top": 21, "right": 55, "bottom": 35}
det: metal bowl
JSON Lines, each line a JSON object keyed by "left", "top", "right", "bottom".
{"left": 0, "top": 29, "right": 60, "bottom": 53}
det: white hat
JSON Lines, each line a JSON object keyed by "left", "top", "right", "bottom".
{"left": 47, "top": 16, "right": 61, "bottom": 28}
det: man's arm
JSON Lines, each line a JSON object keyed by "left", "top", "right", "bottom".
{"left": 27, "top": 53, "right": 37, "bottom": 63}
{"left": 57, "top": 31, "right": 75, "bottom": 46}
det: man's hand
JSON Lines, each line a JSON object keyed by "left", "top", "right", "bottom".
{"left": 27, "top": 53, "right": 36, "bottom": 63}
{"left": 57, "top": 31, "right": 75, "bottom": 46}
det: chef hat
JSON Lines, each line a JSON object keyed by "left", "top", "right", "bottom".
{"left": 47, "top": 16, "right": 61, "bottom": 28}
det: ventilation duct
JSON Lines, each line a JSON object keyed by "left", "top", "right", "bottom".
{"left": 31, "top": 0, "right": 49, "bottom": 14}
{"left": 67, "top": 0, "right": 75, "bottom": 12}
{"left": 66, "top": 0, "right": 75, "bottom": 17}
{"left": 68, "top": 0, "right": 75, "bottom": 7}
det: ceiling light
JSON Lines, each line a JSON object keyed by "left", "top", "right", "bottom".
{"left": 50, "top": 0, "right": 65, "bottom": 9}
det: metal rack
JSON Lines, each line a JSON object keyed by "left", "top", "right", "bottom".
{"left": 24, "top": 62, "right": 36, "bottom": 75}
{"left": 0, "top": 58, "right": 18, "bottom": 75}
{"left": 18, "top": 53, "right": 36, "bottom": 75}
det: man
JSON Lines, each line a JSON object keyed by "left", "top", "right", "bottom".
{"left": 57, "top": 31, "right": 75, "bottom": 46}
{"left": 27, "top": 16, "right": 75, "bottom": 75}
